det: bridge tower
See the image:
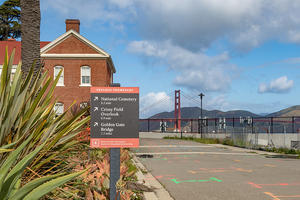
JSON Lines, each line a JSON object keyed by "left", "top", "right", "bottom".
{"left": 174, "top": 90, "right": 181, "bottom": 131}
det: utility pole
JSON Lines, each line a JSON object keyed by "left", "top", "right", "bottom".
{"left": 199, "top": 93, "right": 205, "bottom": 138}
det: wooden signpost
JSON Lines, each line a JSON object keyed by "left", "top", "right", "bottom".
{"left": 90, "top": 86, "right": 139, "bottom": 200}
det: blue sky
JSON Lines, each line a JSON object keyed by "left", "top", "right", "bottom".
{"left": 8, "top": 0, "right": 300, "bottom": 117}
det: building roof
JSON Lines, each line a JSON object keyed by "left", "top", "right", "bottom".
{"left": 0, "top": 31, "right": 116, "bottom": 73}
{"left": 0, "top": 40, "right": 50, "bottom": 65}
{"left": 41, "top": 30, "right": 116, "bottom": 73}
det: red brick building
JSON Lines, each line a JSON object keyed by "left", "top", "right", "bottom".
{"left": 0, "top": 19, "right": 116, "bottom": 114}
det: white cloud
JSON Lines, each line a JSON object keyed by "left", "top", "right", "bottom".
{"left": 136, "top": 0, "right": 300, "bottom": 51}
{"left": 204, "top": 95, "right": 290, "bottom": 114}
{"left": 140, "top": 92, "right": 172, "bottom": 118}
{"left": 140, "top": 92, "right": 231, "bottom": 117}
{"left": 258, "top": 76, "right": 294, "bottom": 93}
{"left": 41, "top": 0, "right": 133, "bottom": 24}
{"left": 43, "top": 0, "right": 300, "bottom": 51}
{"left": 128, "top": 40, "right": 236, "bottom": 92}
{"left": 205, "top": 95, "right": 231, "bottom": 111}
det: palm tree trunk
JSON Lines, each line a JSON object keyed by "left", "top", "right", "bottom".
{"left": 20, "top": 0, "right": 40, "bottom": 77}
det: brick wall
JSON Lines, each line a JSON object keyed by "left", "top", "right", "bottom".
{"left": 46, "top": 36, "right": 99, "bottom": 54}
{"left": 44, "top": 58, "right": 112, "bottom": 110}
{"left": 66, "top": 19, "right": 80, "bottom": 33}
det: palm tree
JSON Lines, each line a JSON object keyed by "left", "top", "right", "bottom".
{"left": 20, "top": 0, "right": 40, "bottom": 76}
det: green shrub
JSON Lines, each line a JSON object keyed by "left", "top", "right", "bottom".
{"left": 0, "top": 49, "right": 89, "bottom": 199}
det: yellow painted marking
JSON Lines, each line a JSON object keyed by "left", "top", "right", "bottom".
{"left": 210, "top": 170, "right": 226, "bottom": 173}
{"left": 234, "top": 160, "right": 241, "bottom": 162}
{"left": 188, "top": 170, "right": 197, "bottom": 174}
{"left": 264, "top": 192, "right": 280, "bottom": 200}
{"left": 264, "top": 164, "right": 276, "bottom": 168}
{"left": 232, "top": 167, "right": 253, "bottom": 173}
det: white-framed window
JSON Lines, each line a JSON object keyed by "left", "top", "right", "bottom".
{"left": 0, "top": 65, "right": 17, "bottom": 82}
{"left": 80, "top": 66, "right": 91, "bottom": 86}
{"left": 54, "top": 66, "right": 64, "bottom": 86}
{"left": 54, "top": 103, "right": 64, "bottom": 115}
{"left": 10, "top": 67, "right": 16, "bottom": 82}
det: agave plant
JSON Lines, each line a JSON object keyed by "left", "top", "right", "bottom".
{"left": 0, "top": 48, "right": 90, "bottom": 199}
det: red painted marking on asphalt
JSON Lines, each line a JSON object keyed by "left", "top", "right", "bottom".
{"left": 279, "top": 183, "right": 288, "bottom": 186}
{"left": 288, "top": 182, "right": 300, "bottom": 186}
{"left": 251, "top": 182, "right": 300, "bottom": 188}
{"left": 248, "top": 182, "right": 262, "bottom": 188}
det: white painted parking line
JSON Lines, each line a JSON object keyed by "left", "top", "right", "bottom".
{"left": 139, "top": 145, "right": 214, "bottom": 148}
{"left": 135, "top": 152, "right": 258, "bottom": 156}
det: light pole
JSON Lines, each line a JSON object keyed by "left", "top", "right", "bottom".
{"left": 199, "top": 93, "right": 205, "bottom": 138}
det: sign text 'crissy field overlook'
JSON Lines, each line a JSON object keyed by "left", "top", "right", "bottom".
{"left": 90, "top": 87, "right": 139, "bottom": 148}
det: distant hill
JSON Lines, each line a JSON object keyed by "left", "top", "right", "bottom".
{"left": 258, "top": 113, "right": 269, "bottom": 116}
{"left": 267, "top": 105, "right": 300, "bottom": 117}
{"left": 139, "top": 107, "right": 259, "bottom": 131}
{"left": 148, "top": 105, "right": 300, "bottom": 119}
{"left": 149, "top": 107, "right": 259, "bottom": 119}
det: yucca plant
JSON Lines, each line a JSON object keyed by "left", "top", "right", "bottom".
{"left": 0, "top": 48, "right": 90, "bottom": 199}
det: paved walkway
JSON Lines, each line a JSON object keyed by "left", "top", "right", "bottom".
{"left": 131, "top": 138, "right": 300, "bottom": 200}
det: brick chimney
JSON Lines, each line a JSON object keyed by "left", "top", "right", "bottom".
{"left": 65, "top": 19, "right": 80, "bottom": 33}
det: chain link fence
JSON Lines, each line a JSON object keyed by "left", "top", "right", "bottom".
{"left": 139, "top": 117, "right": 300, "bottom": 149}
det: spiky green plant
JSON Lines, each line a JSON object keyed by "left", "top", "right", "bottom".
{"left": 0, "top": 48, "right": 90, "bottom": 199}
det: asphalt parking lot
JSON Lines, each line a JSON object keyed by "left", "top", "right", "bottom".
{"left": 131, "top": 138, "right": 300, "bottom": 200}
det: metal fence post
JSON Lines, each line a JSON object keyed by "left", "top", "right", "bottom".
{"left": 271, "top": 117, "right": 273, "bottom": 134}
{"left": 292, "top": 117, "right": 295, "bottom": 133}
{"left": 251, "top": 117, "right": 254, "bottom": 134}
{"left": 232, "top": 117, "right": 235, "bottom": 136}
{"left": 198, "top": 118, "right": 200, "bottom": 134}
{"left": 200, "top": 118, "right": 203, "bottom": 138}
{"left": 215, "top": 118, "right": 217, "bottom": 133}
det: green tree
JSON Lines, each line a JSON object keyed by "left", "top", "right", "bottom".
{"left": 20, "top": 0, "right": 40, "bottom": 76}
{"left": 0, "top": 0, "right": 20, "bottom": 41}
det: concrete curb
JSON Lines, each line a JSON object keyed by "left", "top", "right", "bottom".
{"left": 131, "top": 153, "right": 174, "bottom": 200}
